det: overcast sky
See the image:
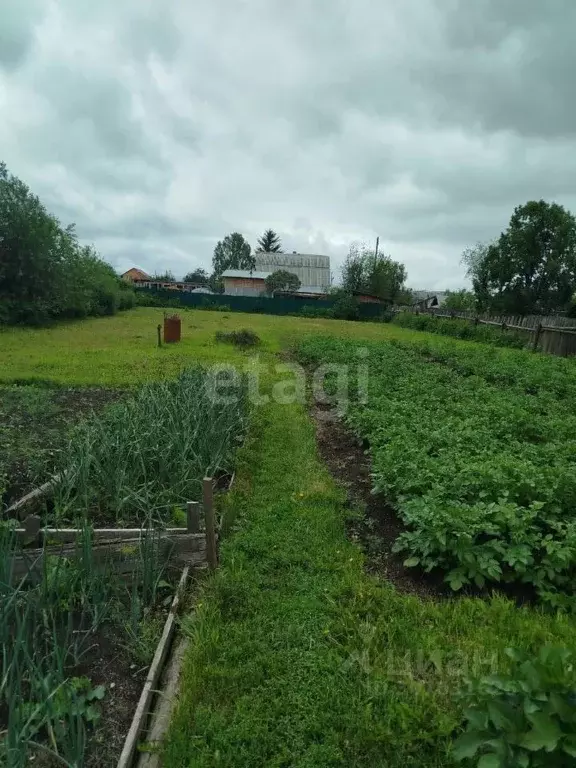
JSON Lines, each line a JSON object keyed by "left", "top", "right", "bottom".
{"left": 2, "top": 1, "right": 575, "bottom": 288}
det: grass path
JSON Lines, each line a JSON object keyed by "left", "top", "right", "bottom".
{"left": 164, "top": 400, "right": 575, "bottom": 768}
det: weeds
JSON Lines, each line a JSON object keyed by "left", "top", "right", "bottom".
{"left": 215, "top": 329, "right": 261, "bottom": 348}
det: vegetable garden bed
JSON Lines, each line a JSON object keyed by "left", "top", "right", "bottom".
{"left": 1, "top": 365, "right": 245, "bottom": 765}
{"left": 297, "top": 335, "right": 576, "bottom": 609}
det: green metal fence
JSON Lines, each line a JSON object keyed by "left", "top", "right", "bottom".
{"left": 137, "top": 289, "right": 387, "bottom": 320}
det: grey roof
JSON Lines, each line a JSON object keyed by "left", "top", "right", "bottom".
{"left": 190, "top": 286, "right": 214, "bottom": 294}
{"left": 222, "top": 269, "right": 271, "bottom": 280}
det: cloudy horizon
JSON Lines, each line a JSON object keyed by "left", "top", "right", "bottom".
{"left": 2, "top": 1, "right": 575, "bottom": 289}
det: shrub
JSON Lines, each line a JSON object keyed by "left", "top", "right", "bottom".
{"left": 332, "top": 294, "right": 360, "bottom": 321}
{"left": 299, "top": 306, "right": 335, "bottom": 319}
{"left": 393, "top": 312, "right": 527, "bottom": 349}
{"left": 453, "top": 647, "right": 576, "bottom": 767}
{"left": 215, "top": 329, "right": 260, "bottom": 348}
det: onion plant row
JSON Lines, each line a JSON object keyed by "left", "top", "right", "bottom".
{"left": 297, "top": 335, "right": 576, "bottom": 609}
{"left": 0, "top": 522, "right": 170, "bottom": 766}
{"left": 53, "top": 367, "right": 248, "bottom": 526}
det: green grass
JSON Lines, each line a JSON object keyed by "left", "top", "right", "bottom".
{"left": 164, "top": 400, "right": 576, "bottom": 768}
{"left": 0, "top": 308, "right": 438, "bottom": 387}
{"left": 5, "top": 308, "right": 576, "bottom": 765}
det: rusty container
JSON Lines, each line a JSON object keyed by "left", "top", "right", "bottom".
{"left": 163, "top": 314, "right": 181, "bottom": 343}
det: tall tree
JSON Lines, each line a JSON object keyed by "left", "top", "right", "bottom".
{"left": 212, "top": 232, "right": 254, "bottom": 277}
{"left": 183, "top": 268, "right": 209, "bottom": 284}
{"left": 256, "top": 229, "right": 282, "bottom": 253}
{"left": 341, "top": 242, "right": 408, "bottom": 304}
{"left": 0, "top": 162, "right": 133, "bottom": 325}
{"left": 464, "top": 201, "right": 576, "bottom": 315}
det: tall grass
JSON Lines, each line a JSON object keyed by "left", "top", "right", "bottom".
{"left": 53, "top": 367, "right": 247, "bottom": 526}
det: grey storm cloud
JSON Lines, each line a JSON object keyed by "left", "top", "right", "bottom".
{"left": 1, "top": 0, "right": 576, "bottom": 289}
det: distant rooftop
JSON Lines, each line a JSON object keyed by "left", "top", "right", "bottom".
{"left": 222, "top": 269, "right": 272, "bottom": 280}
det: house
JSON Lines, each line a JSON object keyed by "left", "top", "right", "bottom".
{"left": 222, "top": 270, "right": 271, "bottom": 296}
{"left": 223, "top": 253, "right": 331, "bottom": 298}
{"left": 121, "top": 267, "right": 151, "bottom": 283}
{"left": 353, "top": 292, "right": 383, "bottom": 304}
{"left": 121, "top": 267, "right": 208, "bottom": 293}
{"left": 253, "top": 252, "right": 331, "bottom": 293}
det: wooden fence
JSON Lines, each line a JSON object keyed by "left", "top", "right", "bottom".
{"left": 9, "top": 478, "right": 219, "bottom": 583}
{"left": 410, "top": 308, "right": 576, "bottom": 357}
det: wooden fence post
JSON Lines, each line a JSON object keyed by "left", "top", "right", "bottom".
{"left": 533, "top": 322, "right": 543, "bottom": 352}
{"left": 186, "top": 501, "right": 200, "bottom": 533}
{"left": 157, "top": 324, "right": 162, "bottom": 348}
{"left": 203, "top": 478, "right": 217, "bottom": 570}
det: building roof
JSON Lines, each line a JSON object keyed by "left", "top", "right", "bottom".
{"left": 122, "top": 267, "right": 151, "bottom": 280}
{"left": 222, "top": 269, "right": 272, "bottom": 280}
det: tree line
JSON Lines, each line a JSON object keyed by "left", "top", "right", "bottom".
{"left": 0, "top": 163, "right": 135, "bottom": 325}
{"left": 444, "top": 200, "right": 576, "bottom": 317}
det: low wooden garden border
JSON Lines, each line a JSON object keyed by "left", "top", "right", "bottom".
{"left": 117, "top": 566, "right": 190, "bottom": 768}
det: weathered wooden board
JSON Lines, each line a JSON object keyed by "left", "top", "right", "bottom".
{"left": 9, "top": 533, "right": 206, "bottom": 583}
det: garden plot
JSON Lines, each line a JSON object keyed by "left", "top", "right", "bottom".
{"left": 2, "top": 365, "right": 247, "bottom": 765}
{"left": 297, "top": 335, "right": 576, "bottom": 608}
{"left": 0, "top": 385, "right": 124, "bottom": 512}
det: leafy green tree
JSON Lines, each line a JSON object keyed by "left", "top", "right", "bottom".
{"left": 256, "top": 229, "right": 282, "bottom": 253}
{"left": 212, "top": 233, "right": 254, "bottom": 277}
{"left": 342, "top": 242, "right": 407, "bottom": 304}
{"left": 464, "top": 202, "right": 576, "bottom": 315}
{"left": 183, "top": 268, "right": 209, "bottom": 284}
{"left": 443, "top": 289, "right": 476, "bottom": 312}
{"left": 264, "top": 270, "right": 301, "bottom": 295}
{"left": 0, "top": 161, "right": 134, "bottom": 325}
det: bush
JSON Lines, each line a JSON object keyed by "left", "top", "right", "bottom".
{"left": 215, "top": 329, "right": 260, "bottom": 348}
{"left": 298, "top": 306, "right": 335, "bottom": 319}
{"left": 453, "top": 647, "right": 576, "bottom": 767}
{"left": 393, "top": 312, "right": 527, "bottom": 349}
{"left": 332, "top": 294, "right": 360, "bottom": 321}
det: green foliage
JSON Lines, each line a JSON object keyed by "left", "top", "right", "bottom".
{"left": 164, "top": 397, "right": 576, "bottom": 768}
{"left": 0, "top": 521, "right": 169, "bottom": 765}
{"left": 264, "top": 269, "right": 301, "bottom": 294}
{"left": 393, "top": 312, "right": 527, "bottom": 349}
{"left": 151, "top": 270, "right": 176, "bottom": 281}
{"left": 296, "top": 334, "right": 576, "bottom": 606}
{"left": 54, "top": 367, "right": 247, "bottom": 525}
{"left": 454, "top": 647, "right": 576, "bottom": 767}
{"left": 256, "top": 229, "right": 282, "bottom": 253}
{"left": 332, "top": 290, "right": 361, "bottom": 320}
{"left": 444, "top": 289, "right": 477, "bottom": 312}
{"left": 212, "top": 232, "right": 255, "bottom": 277}
{"left": 342, "top": 242, "right": 408, "bottom": 303}
{"left": 464, "top": 201, "right": 576, "bottom": 315}
{"left": 183, "top": 268, "right": 209, "bottom": 284}
{"left": 215, "top": 329, "right": 260, "bottom": 348}
{"left": 298, "top": 305, "right": 335, "bottom": 318}
{"left": 0, "top": 162, "right": 135, "bottom": 325}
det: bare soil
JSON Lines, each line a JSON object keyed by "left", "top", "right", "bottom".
{"left": 310, "top": 404, "right": 448, "bottom": 599}
{"left": 1, "top": 385, "right": 126, "bottom": 510}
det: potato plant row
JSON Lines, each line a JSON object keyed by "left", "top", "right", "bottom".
{"left": 297, "top": 336, "right": 576, "bottom": 608}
